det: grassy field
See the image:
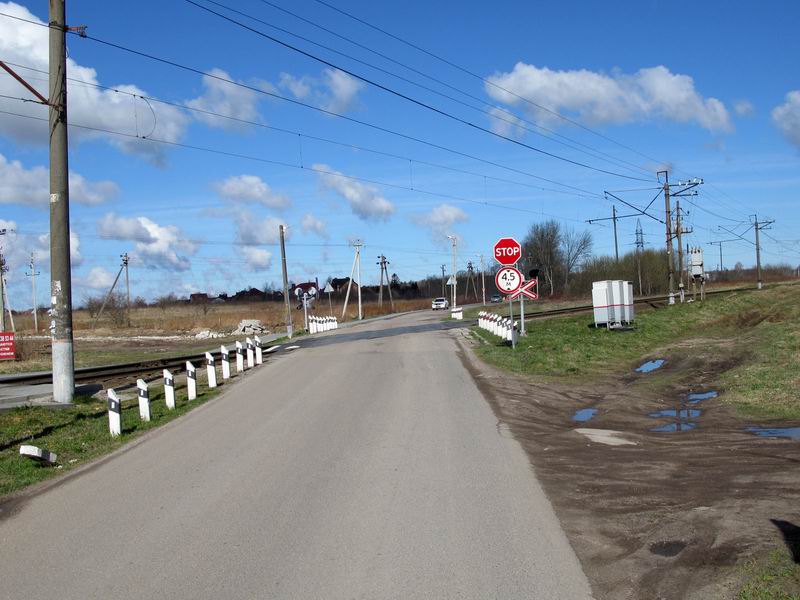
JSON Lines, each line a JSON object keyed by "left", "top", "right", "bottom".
{"left": 0, "top": 381, "right": 221, "bottom": 498}
{"left": 737, "top": 549, "right": 800, "bottom": 599}
{"left": 472, "top": 283, "right": 800, "bottom": 419}
{"left": 2, "top": 298, "right": 431, "bottom": 375}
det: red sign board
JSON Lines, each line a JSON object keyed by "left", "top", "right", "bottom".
{"left": 510, "top": 278, "right": 539, "bottom": 301}
{"left": 493, "top": 237, "right": 521, "bottom": 266}
{"left": 0, "top": 332, "right": 15, "bottom": 360}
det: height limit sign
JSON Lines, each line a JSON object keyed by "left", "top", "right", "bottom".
{"left": 495, "top": 267, "right": 523, "bottom": 295}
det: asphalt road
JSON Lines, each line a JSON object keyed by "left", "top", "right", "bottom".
{"left": 1, "top": 311, "right": 592, "bottom": 599}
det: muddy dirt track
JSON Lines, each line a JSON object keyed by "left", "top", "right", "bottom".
{"left": 458, "top": 333, "right": 800, "bottom": 599}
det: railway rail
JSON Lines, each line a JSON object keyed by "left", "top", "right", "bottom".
{"left": 0, "top": 286, "right": 753, "bottom": 388}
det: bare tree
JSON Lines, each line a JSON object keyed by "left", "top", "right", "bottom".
{"left": 522, "top": 220, "right": 563, "bottom": 296}
{"left": 561, "top": 227, "right": 593, "bottom": 292}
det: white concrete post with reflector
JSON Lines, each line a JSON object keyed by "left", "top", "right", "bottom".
{"left": 137, "top": 379, "right": 151, "bottom": 422}
{"left": 107, "top": 389, "right": 122, "bottom": 437}
{"left": 205, "top": 352, "right": 217, "bottom": 388}
{"left": 235, "top": 341, "right": 244, "bottom": 373}
{"left": 254, "top": 335, "right": 263, "bottom": 365}
{"left": 186, "top": 361, "right": 197, "bottom": 400}
{"left": 163, "top": 369, "right": 175, "bottom": 409}
{"left": 246, "top": 338, "right": 255, "bottom": 369}
{"left": 309, "top": 317, "right": 316, "bottom": 334}
{"left": 221, "top": 345, "right": 231, "bottom": 380}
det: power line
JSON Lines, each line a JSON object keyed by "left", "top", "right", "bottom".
{"left": 0, "top": 107, "right": 597, "bottom": 225}
{"left": 0, "top": 61, "right": 601, "bottom": 200}
{"left": 308, "top": 0, "right": 667, "bottom": 168}
{"left": 184, "top": 0, "right": 654, "bottom": 182}
{"left": 203, "top": 0, "right": 654, "bottom": 179}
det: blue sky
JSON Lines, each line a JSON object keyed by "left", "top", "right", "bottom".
{"left": 0, "top": 0, "right": 798, "bottom": 306}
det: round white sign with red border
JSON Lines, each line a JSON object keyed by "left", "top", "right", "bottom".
{"left": 495, "top": 267, "right": 523, "bottom": 294}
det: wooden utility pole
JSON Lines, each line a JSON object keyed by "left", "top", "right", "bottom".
{"left": 50, "top": 0, "right": 75, "bottom": 403}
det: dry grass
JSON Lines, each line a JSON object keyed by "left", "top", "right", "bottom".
{"left": 10, "top": 298, "right": 434, "bottom": 336}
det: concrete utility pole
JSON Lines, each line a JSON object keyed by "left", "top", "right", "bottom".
{"left": 659, "top": 170, "right": 675, "bottom": 305}
{"left": 753, "top": 215, "right": 775, "bottom": 290}
{"left": 279, "top": 224, "right": 292, "bottom": 338}
{"left": 479, "top": 254, "right": 486, "bottom": 305}
{"left": 122, "top": 252, "right": 131, "bottom": 327}
{"left": 440, "top": 264, "right": 446, "bottom": 297}
{"left": 635, "top": 219, "right": 644, "bottom": 295}
{"left": 376, "top": 254, "right": 393, "bottom": 310}
{"left": 674, "top": 202, "right": 692, "bottom": 303}
{"left": 0, "top": 250, "right": 5, "bottom": 332}
{"left": 342, "top": 240, "right": 363, "bottom": 321}
{"left": 50, "top": 0, "right": 75, "bottom": 403}
{"left": 447, "top": 235, "right": 457, "bottom": 308}
{"left": 612, "top": 205, "right": 619, "bottom": 262}
{"left": 26, "top": 253, "right": 40, "bottom": 332}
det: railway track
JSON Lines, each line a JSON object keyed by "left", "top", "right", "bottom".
{"left": 0, "top": 286, "right": 753, "bottom": 388}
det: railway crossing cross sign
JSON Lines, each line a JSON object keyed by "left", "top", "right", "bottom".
{"left": 495, "top": 266, "right": 523, "bottom": 295}
{"left": 493, "top": 237, "right": 521, "bottom": 266}
{"left": 510, "top": 277, "right": 539, "bottom": 301}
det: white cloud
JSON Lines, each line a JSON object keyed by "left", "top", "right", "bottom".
{"left": 0, "top": 153, "right": 118, "bottom": 206}
{"left": 185, "top": 68, "right": 264, "bottom": 130}
{"left": 301, "top": 213, "right": 328, "bottom": 238}
{"left": 772, "top": 91, "right": 800, "bottom": 148}
{"left": 485, "top": 63, "right": 731, "bottom": 132}
{"left": 412, "top": 203, "right": 468, "bottom": 240}
{"left": 241, "top": 247, "right": 272, "bottom": 271}
{"left": 0, "top": 2, "right": 190, "bottom": 164}
{"left": 213, "top": 175, "right": 290, "bottom": 209}
{"left": 734, "top": 100, "right": 755, "bottom": 117}
{"left": 81, "top": 267, "right": 116, "bottom": 291}
{"left": 96, "top": 213, "right": 197, "bottom": 271}
{"left": 313, "top": 163, "right": 394, "bottom": 222}
{"left": 488, "top": 106, "right": 526, "bottom": 138}
{"left": 279, "top": 68, "right": 363, "bottom": 113}
{"left": 233, "top": 209, "right": 285, "bottom": 270}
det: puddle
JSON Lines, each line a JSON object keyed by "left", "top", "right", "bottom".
{"left": 649, "top": 540, "right": 688, "bottom": 557}
{"left": 649, "top": 409, "right": 702, "bottom": 419}
{"left": 746, "top": 427, "right": 800, "bottom": 440}
{"left": 636, "top": 359, "right": 665, "bottom": 373}
{"left": 687, "top": 391, "right": 718, "bottom": 404}
{"left": 650, "top": 422, "right": 697, "bottom": 433}
{"left": 572, "top": 408, "right": 598, "bottom": 422}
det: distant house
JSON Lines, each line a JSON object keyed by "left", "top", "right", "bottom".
{"left": 189, "top": 293, "right": 209, "bottom": 303}
{"left": 330, "top": 277, "right": 358, "bottom": 293}
{"left": 232, "top": 288, "right": 266, "bottom": 302}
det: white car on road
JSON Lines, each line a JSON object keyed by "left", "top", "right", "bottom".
{"left": 431, "top": 297, "right": 449, "bottom": 310}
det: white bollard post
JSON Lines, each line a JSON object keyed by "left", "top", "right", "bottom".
{"left": 254, "top": 335, "right": 263, "bottom": 365}
{"left": 163, "top": 369, "right": 175, "bottom": 409}
{"left": 221, "top": 345, "right": 231, "bottom": 380}
{"left": 310, "top": 317, "right": 316, "bottom": 334}
{"left": 235, "top": 341, "right": 244, "bottom": 373}
{"left": 205, "top": 352, "right": 217, "bottom": 388}
{"left": 246, "top": 338, "right": 255, "bottom": 369}
{"left": 186, "top": 361, "right": 197, "bottom": 400}
{"left": 107, "top": 389, "right": 122, "bottom": 436}
{"left": 137, "top": 379, "right": 151, "bottom": 422}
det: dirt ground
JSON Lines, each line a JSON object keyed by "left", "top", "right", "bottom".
{"left": 456, "top": 331, "right": 800, "bottom": 599}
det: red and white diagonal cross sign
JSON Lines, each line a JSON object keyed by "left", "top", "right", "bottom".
{"left": 510, "top": 277, "right": 539, "bottom": 300}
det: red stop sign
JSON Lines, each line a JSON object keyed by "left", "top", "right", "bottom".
{"left": 493, "top": 237, "right": 521, "bottom": 266}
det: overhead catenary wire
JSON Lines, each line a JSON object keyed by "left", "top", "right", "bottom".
{"left": 197, "top": 0, "right": 654, "bottom": 179}
{"left": 183, "top": 0, "right": 655, "bottom": 182}
{"left": 0, "top": 108, "right": 598, "bottom": 226}
{"left": 0, "top": 61, "right": 601, "bottom": 200}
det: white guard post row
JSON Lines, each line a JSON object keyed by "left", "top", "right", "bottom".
{"left": 105, "top": 339, "right": 276, "bottom": 436}
{"left": 477, "top": 311, "right": 518, "bottom": 345}
{"left": 308, "top": 315, "right": 339, "bottom": 334}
